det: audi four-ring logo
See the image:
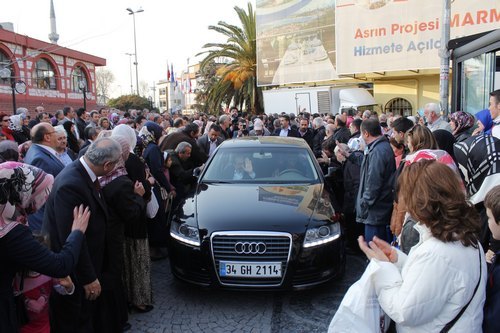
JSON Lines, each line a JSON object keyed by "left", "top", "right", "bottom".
{"left": 234, "top": 242, "right": 267, "bottom": 254}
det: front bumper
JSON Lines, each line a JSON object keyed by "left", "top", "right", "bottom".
{"left": 168, "top": 232, "right": 345, "bottom": 290}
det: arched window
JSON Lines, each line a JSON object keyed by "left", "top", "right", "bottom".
{"left": 0, "top": 50, "right": 14, "bottom": 84}
{"left": 72, "top": 66, "right": 88, "bottom": 92}
{"left": 385, "top": 98, "right": 412, "bottom": 116}
{"left": 34, "top": 58, "right": 57, "bottom": 90}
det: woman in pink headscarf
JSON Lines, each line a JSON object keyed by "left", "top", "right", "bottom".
{"left": 0, "top": 162, "right": 89, "bottom": 333}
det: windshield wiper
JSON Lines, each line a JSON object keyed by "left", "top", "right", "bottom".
{"left": 201, "top": 180, "right": 232, "bottom": 184}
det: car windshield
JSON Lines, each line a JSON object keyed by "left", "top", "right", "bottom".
{"left": 202, "top": 147, "right": 319, "bottom": 183}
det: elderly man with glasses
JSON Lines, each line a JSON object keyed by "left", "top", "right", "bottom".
{"left": 24, "top": 122, "right": 66, "bottom": 231}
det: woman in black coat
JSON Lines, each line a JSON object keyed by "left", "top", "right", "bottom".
{"left": 112, "top": 125, "right": 154, "bottom": 313}
{"left": 0, "top": 162, "right": 89, "bottom": 333}
{"left": 140, "top": 122, "right": 170, "bottom": 258}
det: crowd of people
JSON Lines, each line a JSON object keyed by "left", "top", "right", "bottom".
{"left": 0, "top": 89, "right": 499, "bottom": 332}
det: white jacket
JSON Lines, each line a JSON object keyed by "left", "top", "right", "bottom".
{"left": 371, "top": 224, "right": 486, "bottom": 333}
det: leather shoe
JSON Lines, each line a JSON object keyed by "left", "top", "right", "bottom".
{"left": 133, "top": 304, "right": 154, "bottom": 313}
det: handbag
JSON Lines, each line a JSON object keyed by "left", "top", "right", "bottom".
{"left": 329, "top": 261, "right": 390, "bottom": 333}
{"left": 439, "top": 246, "right": 482, "bottom": 333}
{"left": 155, "top": 181, "right": 169, "bottom": 201}
{"left": 13, "top": 271, "right": 29, "bottom": 327}
{"left": 145, "top": 188, "right": 159, "bottom": 218}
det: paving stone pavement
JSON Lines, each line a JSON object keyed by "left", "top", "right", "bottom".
{"left": 129, "top": 254, "right": 367, "bottom": 333}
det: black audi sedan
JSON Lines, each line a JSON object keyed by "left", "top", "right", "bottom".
{"left": 168, "top": 137, "right": 345, "bottom": 289}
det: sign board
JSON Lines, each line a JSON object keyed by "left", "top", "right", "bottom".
{"left": 335, "top": 0, "right": 500, "bottom": 74}
{"left": 256, "top": 0, "right": 338, "bottom": 86}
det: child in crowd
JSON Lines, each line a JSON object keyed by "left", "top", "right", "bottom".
{"left": 13, "top": 234, "right": 75, "bottom": 333}
{"left": 483, "top": 185, "right": 500, "bottom": 333}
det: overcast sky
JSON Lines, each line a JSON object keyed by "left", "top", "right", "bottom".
{"left": 3, "top": 0, "right": 253, "bottom": 97}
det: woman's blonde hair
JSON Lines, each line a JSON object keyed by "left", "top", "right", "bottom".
{"left": 406, "top": 124, "right": 437, "bottom": 152}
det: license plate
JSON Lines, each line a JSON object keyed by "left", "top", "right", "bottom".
{"left": 219, "top": 262, "right": 282, "bottom": 278}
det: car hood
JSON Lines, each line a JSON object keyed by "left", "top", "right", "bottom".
{"left": 192, "top": 183, "right": 328, "bottom": 234}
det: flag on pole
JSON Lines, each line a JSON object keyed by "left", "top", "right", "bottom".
{"left": 167, "top": 61, "right": 171, "bottom": 82}
{"left": 170, "top": 64, "right": 175, "bottom": 83}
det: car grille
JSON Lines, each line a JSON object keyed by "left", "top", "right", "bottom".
{"left": 211, "top": 232, "right": 292, "bottom": 287}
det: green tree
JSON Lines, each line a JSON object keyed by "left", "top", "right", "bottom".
{"left": 198, "top": 2, "right": 263, "bottom": 114}
{"left": 107, "top": 94, "right": 151, "bottom": 110}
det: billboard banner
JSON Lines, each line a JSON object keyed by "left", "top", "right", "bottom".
{"left": 256, "top": 0, "right": 338, "bottom": 86}
{"left": 335, "top": 0, "right": 500, "bottom": 74}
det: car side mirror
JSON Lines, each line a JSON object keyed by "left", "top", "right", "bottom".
{"left": 325, "top": 167, "right": 337, "bottom": 178}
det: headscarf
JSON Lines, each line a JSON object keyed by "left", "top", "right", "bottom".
{"left": 405, "top": 149, "right": 459, "bottom": 175}
{"left": 8, "top": 115, "right": 23, "bottom": 132}
{"left": 62, "top": 121, "right": 80, "bottom": 153}
{"left": 454, "top": 134, "right": 500, "bottom": 204}
{"left": 0, "top": 140, "right": 19, "bottom": 163}
{"left": 139, "top": 125, "right": 156, "bottom": 148}
{"left": 110, "top": 112, "right": 120, "bottom": 124}
{"left": 0, "top": 162, "right": 53, "bottom": 238}
{"left": 449, "top": 111, "right": 475, "bottom": 136}
{"left": 144, "top": 121, "right": 163, "bottom": 142}
{"left": 433, "top": 129, "right": 456, "bottom": 161}
{"left": 475, "top": 109, "right": 493, "bottom": 135}
{"left": 18, "top": 141, "right": 32, "bottom": 162}
{"left": 112, "top": 124, "right": 137, "bottom": 153}
{"left": 98, "top": 135, "right": 130, "bottom": 188}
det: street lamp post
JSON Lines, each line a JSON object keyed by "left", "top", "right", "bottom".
{"left": 125, "top": 53, "right": 135, "bottom": 94}
{"left": 78, "top": 80, "right": 88, "bottom": 110}
{"left": 0, "top": 68, "right": 26, "bottom": 112}
{"left": 126, "top": 7, "right": 144, "bottom": 96}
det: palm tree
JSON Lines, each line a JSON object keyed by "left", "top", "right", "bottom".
{"left": 198, "top": 2, "right": 263, "bottom": 114}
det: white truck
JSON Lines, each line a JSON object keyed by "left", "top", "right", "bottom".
{"left": 262, "top": 86, "right": 377, "bottom": 115}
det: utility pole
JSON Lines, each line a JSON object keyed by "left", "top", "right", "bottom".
{"left": 439, "top": 0, "right": 451, "bottom": 117}
{"left": 125, "top": 53, "right": 134, "bottom": 94}
{"left": 126, "top": 8, "right": 144, "bottom": 95}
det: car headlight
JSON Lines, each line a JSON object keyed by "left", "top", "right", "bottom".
{"left": 303, "top": 223, "right": 341, "bottom": 248}
{"left": 170, "top": 221, "right": 200, "bottom": 247}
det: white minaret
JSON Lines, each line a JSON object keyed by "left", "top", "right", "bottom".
{"left": 48, "top": 0, "right": 59, "bottom": 44}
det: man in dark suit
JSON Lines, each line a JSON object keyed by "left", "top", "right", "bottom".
{"left": 197, "top": 124, "right": 223, "bottom": 157}
{"left": 273, "top": 114, "right": 301, "bottom": 137}
{"left": 43, "top": 137, "right": 121, "bottom": 333}
{"left": 170, "top": 142, "right": 198, "bottom": 201}
{"left": 298, "top": 117, "right": 314, "bottom": 149}
{"left": 24, "top": 123, "right": 66, "bottom": 231}
{"left": 75, "top": 107, "right": 87, "bottom": 141}
{"left": 79, "top": 126, "right": 100, "bottom": 157}
{"left": 160, "top": 122, "right": 208, "bottom": 168}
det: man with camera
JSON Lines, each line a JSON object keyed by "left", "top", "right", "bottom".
{"left": 233, "top": 118, "right": 249, "bottom": 138}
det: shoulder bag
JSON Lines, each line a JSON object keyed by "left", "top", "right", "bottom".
{"left": 440, "top": 246, "right": 482, "bottom": 333}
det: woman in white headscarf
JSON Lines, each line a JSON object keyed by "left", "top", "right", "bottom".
{"left": 111, "top": 125, "right": 154, "bottom": 313}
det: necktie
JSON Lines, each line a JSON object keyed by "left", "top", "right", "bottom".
{"left": 94, "top": 179, "right": 102, "bottom": 198}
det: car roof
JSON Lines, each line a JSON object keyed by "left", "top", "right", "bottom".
{"left": 219, "top": 137, "right": 310, "bottom": 149}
